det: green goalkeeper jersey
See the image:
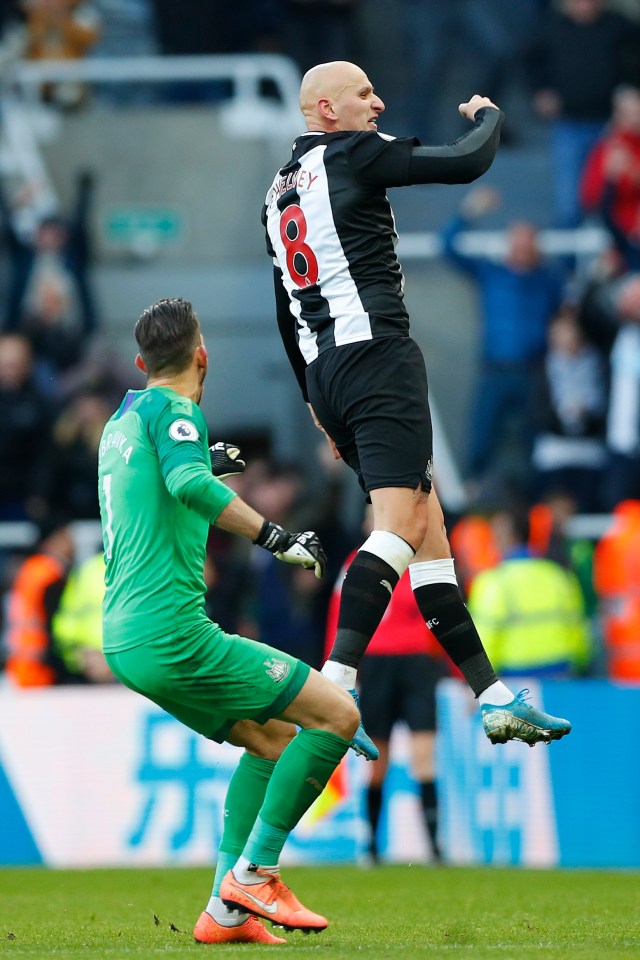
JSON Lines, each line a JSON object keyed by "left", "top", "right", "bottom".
{"left": 98, "top": 387, "right": 236, "bottom": 652}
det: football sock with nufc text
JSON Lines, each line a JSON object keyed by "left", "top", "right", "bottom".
{"left": 209, "top": 752, "right": 275, "bottom": 906}
{"left": 409, "top": 559, "right": 511, "bottom": 700}
{"left": 233, "top": 729, "right": 350, "bottom": 877}
{"left": 323, "top": 532, "right": 415, "bottom": 686}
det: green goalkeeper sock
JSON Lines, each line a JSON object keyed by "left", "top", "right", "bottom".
{"left": 211, "top": 752, "right": 275, "bottom": 896}
{"left": 241, "top": 728, "right": 350, "bottom": 868}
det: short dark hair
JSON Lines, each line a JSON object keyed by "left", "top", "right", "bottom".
{"left": 134, "top": 298, "right": 201, "bottom": 376}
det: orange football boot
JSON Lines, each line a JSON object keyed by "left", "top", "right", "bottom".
{"left": 220, "top": 869, "right": 328, "bottom": 933}
{"left": 193, "top": 910, "right": 287, "bottom": 944}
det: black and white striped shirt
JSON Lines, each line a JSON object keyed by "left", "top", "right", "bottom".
{"left": 262, "top": 108, "right": 503, "bottom": 398}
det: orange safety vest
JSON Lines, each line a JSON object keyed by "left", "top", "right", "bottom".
{"left": 5, "top": 553, "right": 67, "bottom": 687}
{"left": 449, "top": 515, "right": 500, "bottom": 593}
{"left": 528, "top": 503, "right": 555, "bottom": 556}
{"left": 593, "top": 500, "right": 640, "bottom": 680}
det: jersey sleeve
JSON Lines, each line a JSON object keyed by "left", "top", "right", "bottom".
{"left": 346, "top": 131, "right": 417, "bottom": 188}
{"left": 273, "top": 265, "right": 309, "bottom": 400}
{"left": 347, "top": 108, "right": 503, "bottom": 188}
{"left": 165, "top": 463, "right": 236, "bottom": 525}
{"left": 150, "top": 397, "right": 237, "bottom": 524}
{"left": 406, "top": 108, "right": 503, "bottom": 185}
{"left": 261, "top": 200, "right": 276, "bottom": 258}
{"left": 151, "top": 396, "right": 210, "bottom": 476}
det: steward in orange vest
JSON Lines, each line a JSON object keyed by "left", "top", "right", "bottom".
{"left": 5, "top": 519, "right": 74, "bottom": 686}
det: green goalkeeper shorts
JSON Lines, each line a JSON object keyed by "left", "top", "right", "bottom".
{"left": 105, "top": 619, "right": 310, "bottom": 742}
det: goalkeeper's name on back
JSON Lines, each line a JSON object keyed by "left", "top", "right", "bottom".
{"left": 99, "top": 429, "right": 133, "bottom": 465}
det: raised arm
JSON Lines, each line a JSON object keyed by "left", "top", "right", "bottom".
{"left": 408, "top": 101, "right": 503, "bottom": 185}
{"left": 351, "top": 98, "right": 503, "bottom": 189}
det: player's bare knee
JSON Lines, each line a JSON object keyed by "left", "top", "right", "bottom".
{"left": 382, "top": 514, "right": 429, "bottom": 552}
{"left": 228, "top": 718, "right": 296, "bottom": 760}
{"left": 413, "top": 514, "right": 430, "bottom": 546}
{"left": 261, "top": 721, "right": 297, "bottom": 760}
{"left": 248, "top": 735, "right": 292, "bottom": 762}
{"left": 402, "top": 493, "right": 430, "bottom": 547}
{"left": 416, "top": 526, "right": 452, "bottom": 562}
{"left": 325, "top": 686, "right": 360, "bottom": 740}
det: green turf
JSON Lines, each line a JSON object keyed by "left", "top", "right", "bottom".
{"left": 1, "top": 865, "right": 639, "bottom": 959}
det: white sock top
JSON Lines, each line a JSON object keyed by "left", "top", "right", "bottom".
{"left": 233, "top": 856, "right": 279, "bottom": 884}
{"left": 321, "top": 661, "right": 357, "bottom": 690}
{"left": 206, "top": 895, "right": 248, "bottom": 926}
{"left": 409, "top": 557, "right": 458, "bottom": 589}
{"left": 478, "top": 680, "right": 514, "bottom": 706}
{"left": 360, "top": 529, "right": 415, "bottom": 577}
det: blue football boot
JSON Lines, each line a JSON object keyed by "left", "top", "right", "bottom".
{"left": 481, "top": 688, "right": 572, "bottom": 747}
{"left": 348, "top": 689, "right": 379, "bottom": 761}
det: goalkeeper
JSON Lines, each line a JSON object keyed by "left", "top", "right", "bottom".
{"left": 98, "top": 297, "right": 359, "bottom": 945}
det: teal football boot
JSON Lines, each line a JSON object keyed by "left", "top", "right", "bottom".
{"left": 481, "top": 688, "right": 572, "bottom": 746}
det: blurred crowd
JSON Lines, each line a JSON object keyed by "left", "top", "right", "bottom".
{"left": 3, "top": 0, "right": 640, "bottom": 693}
{"left": 0, "top": 0, "right": 635, "bottom": 123}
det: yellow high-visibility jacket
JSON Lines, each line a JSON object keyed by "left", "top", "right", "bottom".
{"left": 52, "top": 552, "right": 105, "bottom": 674}
{"left": 467, "top": 557, "right": 591, "bottom": 677}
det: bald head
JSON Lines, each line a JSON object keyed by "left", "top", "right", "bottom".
{"left": 299, "top": 62, "right": 359, "bottom": 114}
{"left": 300, "top": 61, "right": 385, "bottom": 133}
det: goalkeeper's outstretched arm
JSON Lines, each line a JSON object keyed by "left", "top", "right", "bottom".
{"left": 214, "top": 501, "right": 327, "bottom": 580}
{"left": 166, "top": 460, "right": 326, "bottom": 579}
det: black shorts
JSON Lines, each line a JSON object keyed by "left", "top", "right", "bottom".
{"left": 306, "top": 337, "right": 433, "bottom": 495}
{"left": 358, "top": 653, "right": 448, "bottom": 738}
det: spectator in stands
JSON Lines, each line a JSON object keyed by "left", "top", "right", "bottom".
{"left": 467, "top": 505, "right": 592, "bottom": 679}
{"left": 55, "top": 335, "right": 142, "bottom": 407}
{"left": 441, "top": 186, "right": 564, "bottom": 494}
{"left": 527, "top": 0, "right": 640, "bottom": 227}
{"left": 290, "top": 440, "right": 361, "bottom": 628}
{"left": 3, "top": 515, "right": 75, "bottom": 686}
{"left": 0, "top": 171, "right": 98, "bottom": 394}
{"left": 448, "top": 513, "right": 500, "bottom": 596}
{"left": 528, "top": 493, "right": 600, "bottom": 626}
{"left": 532, "top": 306, "right": 607, "bottom": 513}
{"left": 22, "top": 0, "right": 102, "bottom": 109}
{"left": 326, "top": 507, "right": 451, "bottom": 864}
{"left": 90, "top": 0, "right": 157, "bottom": 105}
{"left": 581, "top": 85, "right": 640, "bottom": 272}
{"left": 281, "top": 0, "right": 359, "bottom": 75}
{"left": 244, "top": 460, "right": 329, "bottom": 669}
{"left": 0, "top": 1, "right": 27, "bottom": 73}
{"left": 593, "top": 499, "right": 640, "bottom": 680}
{"left": 0, "top": 333, "right": 51, "bottom": 521}
{"left": 398, "top": 0, "right": 540, "bottom": 144}
{"left": 91, "top": 0, "right": 155, "bottom": 58}
{"left": 257, "top": 560, "right": 328, "bottom": 670}
{"left": 577, "top": 249, "right": 631, "bottom": 360}
{"left": 602, "top": 273, "right": 640, "bottom": 507}
{"left": 51, "top": 550, "right": 114, "bottom": 682}
{"left": 46, "top": 391, "right": 110, "bottom": 519}
{"left": 203, "top": 530, "right": 253, "bottom": 637}
{"left": 151, "top": 1, "right": 279, "bottom": 102}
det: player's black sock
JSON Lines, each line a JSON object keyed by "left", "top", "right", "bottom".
{"left": 366, "top": 784, "right": 383, "bottom": 860}
{"left": 412, "top": 581, "right": 497, "bottom": 696}
{"left": 420, "top": 780, "right": 441, "bottom": 862}
{"left": 329, "top": 551, "right": 400, "bottom": 669}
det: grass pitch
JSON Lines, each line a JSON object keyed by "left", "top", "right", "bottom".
{"left": 1, "top": 864, "right": 639, "bottom": 959}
